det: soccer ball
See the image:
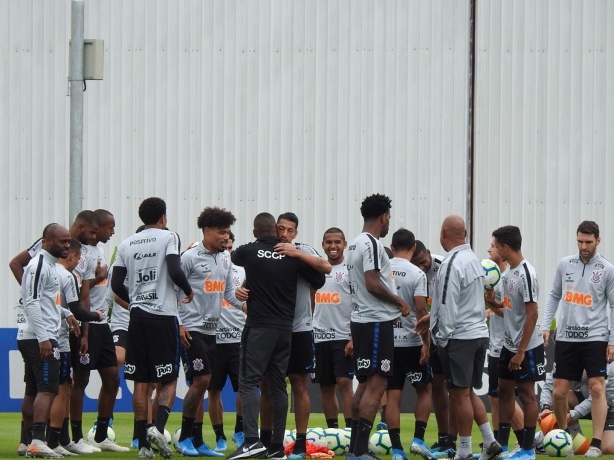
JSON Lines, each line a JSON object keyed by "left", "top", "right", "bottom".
{"left": 481, "top": 259, "right": 501, "bottom": 289}
{"left": 306, "top": 427, "right": 328, "bottom": 447}
{"left": 322, "top": 428, "right": 347, "bottom": 454}
{"left": 368, "top": 430, "right": 392, "bottom": 455}
{"left": 147, "top": 427, "right": 171, "bottom": 452}
{"left": 543, "top": 429, "right": 572, "bottom": 457}
{"left": 86, "top": 425, "right": 116, "bottom": 442}
{"left": 283, "top": 429, "right": 297, "bottom": 447}
{"left": 172, "top": 428, "right": 181, "bottom": 447}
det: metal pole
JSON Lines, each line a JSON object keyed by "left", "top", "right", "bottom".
{"left": 466, "top": 0, "right": 477, "bottom": 246}
{"left": 69, "top": 0, "right": 84, "bottom": 223}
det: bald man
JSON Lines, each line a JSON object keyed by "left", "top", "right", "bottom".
{"left": 429, "top": 216, "right": 501, "bottom": 460}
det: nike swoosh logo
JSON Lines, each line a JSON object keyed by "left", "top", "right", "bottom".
{"left": 565, "top": 273, "right": 573, "bottom": 276}
{"left": 519, "top": 373, "right": 528, "bottom": 379}
{"left": 601, "top": 369, "right": 607, "bottom": 373}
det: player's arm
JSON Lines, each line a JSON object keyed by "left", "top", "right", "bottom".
{"left": 606, "top": 269, "right": 614, "bottom": 361}
{"left": 484, "top": 289, "right": 505, "bottom": 317}
{"left": 414, "top": 295, "right": 430, "bottom": 364}
{"left": 542, "top": 262, "right": 564, "bottom": 346}
{"left": 275, "top": 243, "right": 332, "bottom": 274}
{"left": 364, "top": 269, "right": 409, "bottom": 316}
{"left": 111, "top": 266, "right": 130, "bottom": 303}
{"left": 297, "top": 261, "right": 326, "bottom": 290}
{"left": 114, "top": 295, "right": 129, "bottom": 310}
{"left": 167, "top": 254, "right": 194, "bottom": 301}
{"left": 223, "top": 262, "right": 245, "bottom": 310}
{"left": 65, "top": 273, "right": 101, "bottom": 322}
{"left": 91, "top": 259, "right": 108, "bottom": 285}
{"left": 509, "top": 301, "right": 538, "bottom": 370}
{"left": 9, "top": 250, "right": 32, "bottom": 284}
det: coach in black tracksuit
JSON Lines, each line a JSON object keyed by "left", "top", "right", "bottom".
{"left": 228, "top": 212, "right": 325, "bottom": 460}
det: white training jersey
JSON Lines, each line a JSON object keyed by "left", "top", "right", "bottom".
{"left": 391, "top": 257, "right": 428, "bottom": 347}
{"left": 88, "top": 243, "right": 110, "bottom": 324}
{"left": 56, "top": 264, "right": 80, "bottom": 352}
{"left": 18, "top": 250, "right": 61, "bottom": 343}
{"left": 177, "top": 241, "right": 243, "bottom": 335}
{"left": 217, "top": 265, "right": 247, "bottom": 344}
{"left": 114, "top": 228, "right": 181, "bottom": 316}
{"left": 542, "top": 254, "right": 614, "bottom": 344}
{"left": 292, "top": 243, "right": 321, "bottom": 333}
{"left": 108, "top": 265, "right": 130, "bottom": 332}
{"left": 488, "top": 268, "right": 507, "bottom": 357}
{"left": 74, "top": 243, "right": 97, "bottom": 290}
{"left": 501, "top": 260, "right": 542, "bottom": 353}
{"left": 313, "top": 259, "right": 353, "bottom": 343}
{"left": 347, "top": 232, "right": 400, "bottom": 323}
{"left": 425, "top": 254, "right": 444, "bottom": 303}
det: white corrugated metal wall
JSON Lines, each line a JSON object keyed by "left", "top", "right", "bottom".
{"left": 2, "top": 0, "right": 613, "bottom": 327}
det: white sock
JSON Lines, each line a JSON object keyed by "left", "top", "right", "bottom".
{"left": 479, "top": 422, "right": 496, "bottom": 445}
{"left": 458, "top": 436, "right": 472, "bottom": 457}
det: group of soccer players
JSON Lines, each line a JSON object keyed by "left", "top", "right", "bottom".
{"left": 11, "top": 193, "right": 614, "bottom": 460}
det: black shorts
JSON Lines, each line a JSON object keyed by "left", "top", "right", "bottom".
{"left": 387, "top": 346, "right": 432, "bottom": 391}
{"left": 287, "top": 331, "right": 315, "bottom": 375}
{"left": 553, "top": 341, "right": 607, "bottom": 381}
{"left": 488, "top": 354, "right": 500, "bottom": 397}
{"left": 350, "top": 321, "right": 395, "bottom": 383}
{"left": 71, "top": 323, "right": 117, "bottom": 371}
{"left": 439, "top": 338, "right": 488, "bottom": 389}
{"left": 312, "top": 340, "right": 354, "bottom": 385}
{"left": 112, "top": 329, "right": 128, "bottom": 350}
{"left": 209, "top": 342, "right": 240, "bottom": 392}
{"left": 498, "top": 344, "right": 546, "bottom": 382}
{"left": 59, "top": 352, "right": 72, "bottom": 385}
{"left": 429, "top": 338, "right": 445, "bottom": 375}
{"left": 180, "top": 331, "right": 217, "bottom": 382}
{"left": 604, "top": 412, "right": 614, "bottom": 431}
{"left": 18, "top": 338, "right": 61, "bottom": 396}
{"left": 124, "top": 308, "right": 181, "bottom": 383}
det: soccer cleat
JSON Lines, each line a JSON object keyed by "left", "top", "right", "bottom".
{"left": 233, "top": 432, "right": 246, "bottom": 447}
{"left": 83, "top": 438, "right": 102, "bottom": 453}
{"left": 88, "top": 437, "right": 130, "bottom": 452}
{"left": 265, "top": 446, "right": 288, "bottom": 460}
{"left": 64, "top": 439, "right": 97, "bottom": 454}
{"left": 410, "top": 438, "right": 437, "bottom": 460}
{"left": 195, "top": 441, "right": 225, "bottom": 457}
{"left": 25, "top": 439, "right": 64, "bottom": 458}
{"left": 391, "top": 448, "right": 410, "bottom": 460}
{"left": 288, "top": 452, "right": 306, "bottom": 460}
{"left": 227, "top": 441, "right": 268, "bottom": 459}
{"left": 434, "top": 447, "right": 456, "bottom": 459}
{"left": 148, "top": 427, "right": 174, "bottom": 459}
{"left": 356, "top": 454, "right": 383, "bottom": 460}
{"left": 375, "top": 421, "right": 388, "bottom": 431}
{"left": 508, "top": 449, "right": 536, "bottom": 460}
{"left": 453, "top": 455, "right": 473, "bottom": 460}
{"left": 478, "top": 441, "right": 503, "bottom": 460}
{"left": 174, "top": 437, "right": 199, "bottom": 457}
{"left": 583, "top": 446, "right": 603, "bottom": 458}
{"left": 52, "top": 444, "right": 78, "bottom": 456}
{"left": 138, "top": 446, "right": 155, "bottom": 459}
{"left": 216, "top": 438, "right": 228, "bottom": 452}
{"left": 18, "top": 443, "right": 28, "bottom": 456}
{"left": 131, "top": 438, "right": 140, "bottom": 449}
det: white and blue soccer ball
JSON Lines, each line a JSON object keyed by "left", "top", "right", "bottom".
{"left": 543, "top": 429, "right": 573, "bottom": 457}
{"left": 283, "top": 429, "right": 297, "bottom": 448}
{"left": 481, "top": 259, "right": 502, "bottom": 289}
{"left": 368, "top": 430, "right": 392, "bottom": 455}
{"left": 86, "top": 425, "right": 116, "bottom": 442}
{"left": 322, "top": 428, "right": 347, "bottom": 454}
{"left": 306, "top": 427, "right": 328, "bottom": 448}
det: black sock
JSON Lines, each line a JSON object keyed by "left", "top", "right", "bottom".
{"left": 354, "top": 418, "right": 373, "bottom": 457}
{"left": 414, "top": 421, "right": 427, "bottom": 441}
{"left": 388, "top": 428, "right": 402, "bottom": 450}
{"left": 514, "top": 428, "right": 525, "bottom": 447}
{"left": 95, "top": 417, "right": 110, "bottom": 443}
{"left": 521, "top": 426, "right": 535, "bottom": 451}
{"left": 60, "top": 418, "right": 71, "bottom": 446}
{"left": 45, "top": 419, "right": 50, "bottom": 442}
{"left": 345, "top": 417, "right": 352, "bottom": 429}
{"left": 20, "top": 421, "right": 27, "bottom": 445}
{"left": 155, "top": 406, "right": 171, "bottom": 435}
{"left": 27, "top": 426, "right": 33, "bottom": 445}
{"left": 326, "top": 418, "right": 339, "bottom": 429}
{"left": 380, "top": 405, "right": 387, "bottom": 423}
{"left": 438, "top": 432, "right": 448, "bottom": 447}
{"left": 136, "top": 419, "right": 150, "bottom": 450}
{"left": 47, "top": 427, "right": 61, "bottom": 449}
{"left": 294, "top": 433, "right": 307, "bottom": 453}
{"left": 235, "top": 415, "right": 244, "bottom": 434}
{"left": 446, "top": 434, "right": 457, "bottom": 448}
{"left": 493, "top": 430, "right": 499, "bottom": 440}
{"left": 590, "top": 439, "right": 602, "bottom": 449}
{"left": 497, "top": 423, "right": 511, "bottom": 448}
{"left": 213, "top": 423, "right": 226, "bottom": 441}
{"left": 32, "top": 422, "right": 46, "bottom": 442}
{"left": 192, "top": 422, "right": 204, "bottom": 447}
{"left": 180, "top": 417, "right": 195, "bottom": 442}
{"left": 349, "top": 418, "right": 359, "bottom": 453}
{"left": 260, "top": 429, "right": 272, "bottom": 448}
{"left": 71, "top": 420, "right": 83, "bottom": 442}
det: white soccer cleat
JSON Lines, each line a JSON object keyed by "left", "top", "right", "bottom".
{"left": 25, "top": 439, "right": 64, "bottom": 458}
{"left": 64, "top": 439, "right": 97, "bottom": 454}
{"left": 52, "top": 444, "right": 78, "bottom": 456}
{"left": 88, "top": 437, "right": 130, "bottom": 452}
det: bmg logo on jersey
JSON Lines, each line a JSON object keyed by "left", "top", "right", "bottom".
{"left": 156, "top": 363, "right": 173, "bottom": 378}
{"left": 135, "top": 267, "right": 157, "bottom": 285}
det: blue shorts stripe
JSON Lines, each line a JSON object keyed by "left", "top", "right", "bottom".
{"left": 371, "top": 322, "right": 380, "bottom": 370}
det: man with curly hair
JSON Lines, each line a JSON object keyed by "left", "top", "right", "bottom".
{"left": 174, "top": 207, "right": 245, "bottom": 457}
{"left": 346, "top": 193, "right": 410, "bottom": 460}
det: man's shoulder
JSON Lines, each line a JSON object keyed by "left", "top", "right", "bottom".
{"left": 295, "top": 242, "right": 319, "bottom": 256}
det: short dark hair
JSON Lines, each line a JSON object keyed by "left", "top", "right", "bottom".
{"left": 254, "top": 212, "right": 277, "bottom": 237}
{"left": 42, "top": 223, "right": 62, "bottom": 238}
{"left": 322, "top": 227, "right": 345, "bottom": 241}
{"left": 413, "top": 240, "right": 427, "bottom": 257}
{"left": 360, "top": 194, "right": 392, "bottom": 219}
{"left": 278, "top": 212, "right": 299, "bottom": 228}
{"left": 68, "top": 238, "right": 82, "bottom": 254}
{"left": 75, "top": 210, "right": 99, "bottom": 226}
{"left": 94, "top": 209, "right": 113, "bottom": 221}
{"left": 138, "top": 197, "right": 166, "bottom": 225}
{"left": 229, "top": 231, "right": 235, "bottom": 242}
{"left": 391, "top": 228, "right": 416, "bottom": 251}
{"left": 197, "top": 207, "right": 236, "bottom": 229}
{"left": 492, "top": 225, "right": 522, "bottom": 251}
{"left": 577, "top": 221, "right": 599, "bottom": 238}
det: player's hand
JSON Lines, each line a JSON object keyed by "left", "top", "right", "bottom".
{"left": 39, "top": 340, "right": 52, "bottom": 360}
{"left": 79, "top": 335, "right": 88, "bottom": 355}
{"left": 344, "top": 339, "right": 354, "bottom": 357}
{"left": 414, "top": 314, "right": 430, "bottom": 335}
{"left": 419, "top": 343, "right": 430, "bottom": 365}
{"left": 484, "top": 288, "right": 495, "bottom": 305}
{"left": 179, "top": 325, "right": 192, "bottom": 349}
{"left": 538, "top": 408, "right": 552, "bottom": 421}
{"left": 274, "top": 243, "right": 299, "bottom": 257}
{"left": 67, "top": 316, "right": 81, "bottom": 337}
{"left": 235, "top": 287, "right": 249, "bottom": 302}
{"left": 96, "top": 311, "right": 104, "bottom": 321}
{"left": 607, "top": 345, "right": 614, "bottom": 363}
{"left": 399, "top": 299, "right": 411, "bottom": 317}
{"left": 241, "top": 303, "right": 248, "bottom": 314}
{"left": 509, "top": 351, "right": 524, "bottom": 372}
{"left": 182, "top": 291, "right": 194, "bottom": 304}
{"left": 95, "top": 261, "right": 108, "bottom": 282}
{"left": 542, "top": 330, "right": 550, "bottom": 348}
